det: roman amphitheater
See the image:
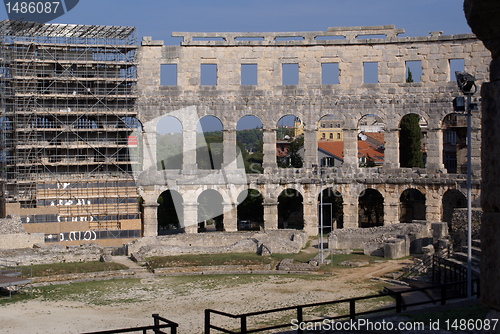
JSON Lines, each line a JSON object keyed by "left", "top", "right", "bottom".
{"left": 0, "top": 20, "right": 490, "bottom": 246}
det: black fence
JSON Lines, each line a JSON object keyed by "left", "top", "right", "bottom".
{"left": 81, "top": 314, "right": 178, "bottom": 334}
{"left": 205, "top": 279, "right": 480, "bottom": 334}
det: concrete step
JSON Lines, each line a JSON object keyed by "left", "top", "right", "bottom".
{"left": 472, "top": 239, "right": 481, "bottom": 248}
{"left": 461, "top": 245, "right": 481, "bottom": 257}
{"left": 452, "top": 252, "right": 480, "bottom": 266}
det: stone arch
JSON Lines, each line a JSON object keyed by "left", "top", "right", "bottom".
{"left": 442, "top": 189, "right": 467, "bottom": 226}
{"left": 357, "top": 114, "right": 385, "bottom": 167}
{"left": 155, "top": 115, "right": 182, "bottom": 170}
{"left": 278, "top": 188, "right": 304, "bottom": 229}
{"left": 197, "top": 115, "right": 223, "bottom": 170}
{"left": 318, "top": 187, "right": 343, "bottom": 231}
{"left": 236, "top": 188, "right": 264, "bottom": 231}
{"left": 157, "top": 190, "right": 184, "bottom": 235}
{"left": 398, "top": 113, "right": 427, "bottom": 168}
{"left": 441, "top": 113, "right": 467, "bottom": 174}
{"left": 236, "top": 115, "right": 263, "bottom": 172}
{"left": 317, "top": 114, "right": 344, "bottom": 167}
{"left": 358, "top": 188, "right": 384, "bottom": 227}
{"left": 399, "top": 188, "right": 426, "bottom": 223}
{"left": 197, "top": 188, "right": 224, "bottom": 232}
{"left": 276, "top": 114, "right": 303, "bottom": 168}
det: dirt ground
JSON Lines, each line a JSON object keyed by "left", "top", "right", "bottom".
{"left": 0, "top": 259, "right": 409, "bottom": 334}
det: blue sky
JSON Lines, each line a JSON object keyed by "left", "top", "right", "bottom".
{"left": 2, "top": 0, "right": 472, "bottom": 44}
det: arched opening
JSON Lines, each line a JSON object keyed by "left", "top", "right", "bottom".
{"left": 442, "top": 189, "right": 467, "bottom": 226}
{"left": 400, "top": 189, "right": 426, "bottom": 223}
{"left": 358, "top": 188, "right": 384, "bottom": 227}
{"left": 236, "top": 115, "right": 263, "bottom": 173}
{"left": 358, "top": 114, "right": 385, "bottom": 167}
{"left": 317, "top": 114, "right": 344, "bottom": 167}
{"left": 318, "top": 187, "right": 343, "bottom": 232}
{"left": 157, "top": 190, "right": 183, "bottom": 235}
{"left": 236, "top": 189, "right": 264, "bottom": 231}
{"left": 197, "top": 116, "right": 223, "bottom": 170}
{"left": 197, "top": 189, "right": 224, "bottom": 232}
{"left": 442, "top": 114, "right": 467, "bottom": 174}
{"left": 399, "top": 114, "right": 427, "bottom": 168}
{"left": 278, "top": 188, "right": 303, "bottom": 229}
{"left": 157, "top": 115, "right": 182, "bottom": 170}
{"left": 276, "top": 115, "right": 303, "bottom": 168}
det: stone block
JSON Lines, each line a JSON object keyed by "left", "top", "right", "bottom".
{"left": 384, "top": 238, "right": 407, "bottom": 259}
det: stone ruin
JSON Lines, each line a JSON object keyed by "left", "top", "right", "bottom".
{"left": 328, "top": 221, "right": 449, "bottom": 259}
{"left": 126, "top": 229, "right": 308, "bottom": 259}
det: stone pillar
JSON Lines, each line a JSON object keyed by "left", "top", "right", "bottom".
{"left": 263, "top": 201, "right": 278, "bottom": 230}
{"left": 223, "top": 129, "right": 237, "bottom": 169}
{"left": 343, "top": 128, "right": 358, "bottom": 168}
{"left": 182, "top": 125, "right": 198, "bottom": 173}
{"left": 425, "top": 127, "right": 446, "bottom": 171}
{"left": 342, "top": 193, "right": 358, "bottom": 228}
{"left": 223, "top": 202, "right": 238, "bottom": 232}
{"left": 303, "top": 198, "right": 318, "bottom": 236}
{"left": 142, "top": 202, "right": 159, "bottom": 237}
{"left": 183, "top": 202, "right": 198, "bottom": 233}
{"left": 383, "top": 196, "right": 400, "bottom": 225}
{"left": 383, "top": 128, "right": 399, "bottom": 168}
{"left": 142, "top": 129, "right": 157, "bottom": 171}
{"left": 262, "top": 128, "right": 277, "bottom": 171}
{"left": 303, "top": 126, "right": 318, "bottom": 168}
{"left": 425, "top": 189, "right": 442, "bottom": 223}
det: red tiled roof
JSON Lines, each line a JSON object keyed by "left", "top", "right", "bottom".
{"left": 318, "top": 140, "right": 384, "bottom": 163}
{"left": 364, "top": 132, "right": 385, "bottom": 146}
{"left": 318, "top": 141, "right": 344, "bottom": 159}
{"left": 358, "top": 140, "right": 384, "bottom": 162}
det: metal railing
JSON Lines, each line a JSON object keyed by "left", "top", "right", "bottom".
{"left": 81, "top": 314, "right": 178, "bottom": 334}
{"left": 400, "top": 244, "right": 453, "bottom": 280}
{"left": 205, "top": 279, "right": 479, "bottom": 334}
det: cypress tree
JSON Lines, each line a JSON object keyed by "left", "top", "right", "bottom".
{"left": 399, "top": 114, "right": 424, "bottom": 168}
{"left": 406, "top": 67, "right": 414, "bottom": 83}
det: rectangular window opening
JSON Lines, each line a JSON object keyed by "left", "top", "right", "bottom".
{"left": 201, "top": 64, "right": 217, "bottom": 86}
{"left": 160, "top": 64, "right": 177, "bottom": 86}
{"left": 363, "top": 62, "right": 378, "bottom": 84}
{"left": 315, "top": 35, "right": 345, "bottom": 40}
{"left": 450, "top": 58, "right": 465, "bottom": 81}
{"left": 241, "top": 64, "right": 257, "bottom": 86}
{"left": 405, "top": 60, "right": 422, "bottom": 83}
{"left": 322, "top": 63, "right": 339, "bottom": 85}
{"left": 275, "top": 36, "right": 304, "bottom": 41}
{"left": 282, "top": 63, "right": 299, "bottom": 85}
{"left": 356, "top": 34, "right": 386, "bottom": 40}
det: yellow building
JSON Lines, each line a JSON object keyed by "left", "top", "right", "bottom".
{"left": 317, "top": 116, "right": 343, "bottom": 141}
{"left": 293, "top": 116, "right": 343, "bottom": 141}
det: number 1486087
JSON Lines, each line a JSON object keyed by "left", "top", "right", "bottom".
{"left": 5, "top": 2, "right": 62, "bottom": 14}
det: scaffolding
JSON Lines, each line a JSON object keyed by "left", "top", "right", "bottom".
{"left": 0, "top": 20, "right": 141, "bottom": 244}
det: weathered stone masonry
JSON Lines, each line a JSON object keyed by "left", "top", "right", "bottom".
{"left": 135, "top": 26, "right": 489, "bottom": 236}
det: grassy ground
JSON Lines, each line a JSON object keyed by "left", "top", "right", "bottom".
{"left": 21, "top": 261, "right": 129, "bottom": 278}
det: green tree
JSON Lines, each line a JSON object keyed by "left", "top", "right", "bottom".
{"left": 399, "top": 114, "right": 424, "bottom": 168}
{"left": 278, "top": 136, "right": 304, "bottom": 168}
{"left": 406, "top": 67, "right": 414, "bottom": 83}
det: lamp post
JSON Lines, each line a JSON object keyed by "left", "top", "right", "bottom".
{"left": 312, "top": 163, "right": 325, "bottom": 264}
{"left": 454, "top": 71, "right": 478, "bottom": 300}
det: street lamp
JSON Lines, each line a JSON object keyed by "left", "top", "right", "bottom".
{"left": 454, "top": 71, "right": 478, "bottom": 300}
{"left": 312, "top": 163, "right": 325, "bottom": 264}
